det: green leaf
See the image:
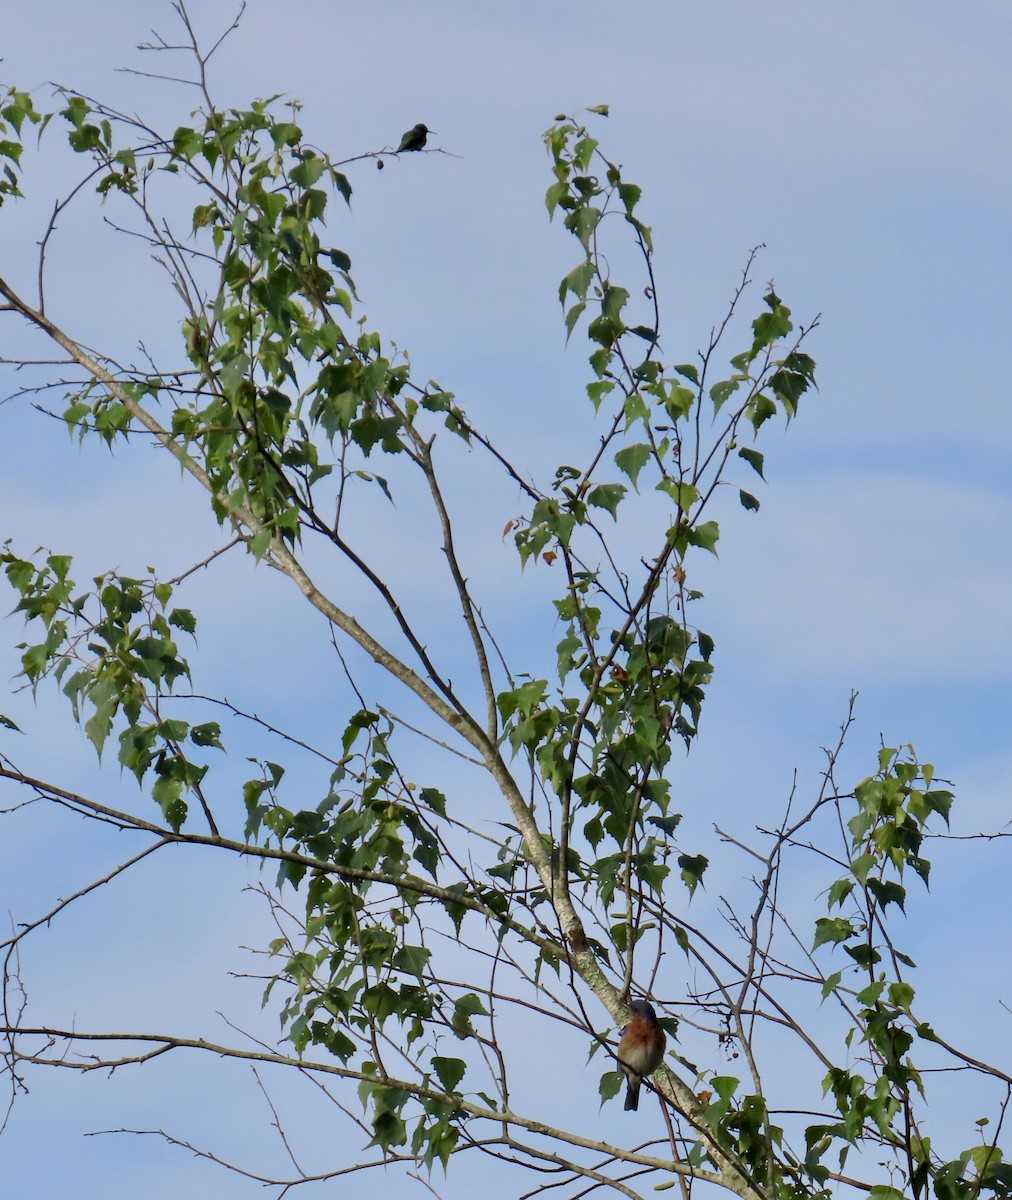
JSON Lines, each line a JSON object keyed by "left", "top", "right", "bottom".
{"left": 737, "top": 447, "right": 765, "bottom": 479}
{"left": 601, "top": 284, "right": 628, "bottom": 322}
{"left": 618, "top": 182, "right": 640, "bottom": 214}
{"left": 173, "top": 125, "right": 202, "bottom": 160}
{"left": 820, "top": 971, "right": 843, "bottom": 1000}
{"left": 362, "top": 982, "right": 400, "bottom": 1020}
{"left": 586, "top": 482, "right": 626, "bottom": 519}
{"left": 544, "top": 180, "right": 567, "bottom": 217}
{"left": 168, "top": 608, "right": 197, "bottom": 634}
{"left": 497, "top": 679, "right": 548, "bottom": 721}
{"left": 573, "top": 136, "right": 599, "bottom": 170}
{"left": 813, "top": 916, "right": 854, "bottom": 950}
{"left": 710, "top": 377, "right": 741, "bottom": 414}
{"left": 739, "top": 490, "right": 760, "bottom": 512}
{"left": 432, "top": 1056, "right": 466, "bottom": 1092}
{"left": 686, "top": 521, "right": 719, "bottom": 555}
{"left": 369, "top": 1108, "right": 407, "bottom": 1152}
{"left": 748, "top": 393, "right": 777, "bottom": 431}
{"left": 190, "top": 722, "right": 223, "bottom": 749}
{"left": 628, "top": 324, "right": 656, "bottom": 341}
{"left": 586, "top": 378, "right": 614, "bottom": 409}
{"left": 451, "top": 993, "right": 487, "bottom": 1037}
{"left": 657, "top": 478, "right": 699, "bottom": 511}
{"left": 751, "top": 290, "right": 793, "bottom": 351}
{"left": 844, "top": 942, "right": 880, "bottom": 968}
{"left": 564, "top": 300, "right": 587, "bottom": 340}
{"left": 924, "top": 788, "right": 954, "bottom": 824}
{"left": 855, "top": 979, "right": 885, "bottom": 1007}
{"left": 677, "top": 853, "right": 708, "bottom": 896}
{"left": 392, "top": 944, "right": 431, "bottom": 979}
{"left": 291, "top": 155, "right": 325, "bottom": 189}
{"left": 418, "top": 786, "right": 447, "bottom": 816}
{"left": 867, "top": 878, "right": 906, "bottom": 912}
{"left": 157, "top": 718, "right": 189, "bottom": 742}
{"left": 647, "top": 813, "right": 682, "bottom": 837}
{"left": 152, "top": 773, "right": 187, "bottom": 832}
{"left": 888, "top": 980, "right": 915, "bottom": 1011}
{"left": 559, "top": 260, "right": 595, "bottom": 304}
{"left": 566, "top": 205, "right": 602, "bottom": 250}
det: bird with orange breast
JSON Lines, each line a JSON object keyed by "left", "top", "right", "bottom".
{"left": 617, "top": 999, "right": 666, "bottom": 1111}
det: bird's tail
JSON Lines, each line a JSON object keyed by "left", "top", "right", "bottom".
{"left": 624, "top": 1077, "right": 640, "bottom": 1112}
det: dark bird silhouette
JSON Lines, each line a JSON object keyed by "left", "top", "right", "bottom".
{"left": 397, "top": 123, "right": 433, "bottom": 152}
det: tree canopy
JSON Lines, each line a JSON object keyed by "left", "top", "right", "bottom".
{"left": 1, "top": 7, "right": 1010, "bottom": 1199}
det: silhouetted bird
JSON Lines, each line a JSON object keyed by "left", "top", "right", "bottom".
{"left": 397, "top": 123, "right": 433, "bottom": 152}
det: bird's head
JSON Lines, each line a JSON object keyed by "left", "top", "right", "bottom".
{"left": 627, "top": 999, "right": 658, "bottom": 1023}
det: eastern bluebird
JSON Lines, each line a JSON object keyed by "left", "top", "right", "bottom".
{"left": 617, "top": 999, "right": 666, "bottom": 1112}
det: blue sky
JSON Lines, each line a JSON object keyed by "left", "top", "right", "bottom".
{"left": 2, "top": 2, "right": 1011, "bottom": 1196}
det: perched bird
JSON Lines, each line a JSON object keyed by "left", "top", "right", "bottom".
{"left": 397, "top": 123, "right": 434, "bottom": 152}
{"left": 617, "top": 999, "right": 666, "bottom": 1112}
